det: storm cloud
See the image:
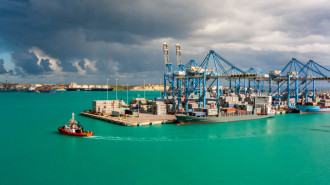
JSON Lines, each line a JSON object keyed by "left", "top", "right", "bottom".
{"left": 11, "top": 50, "right": 54, "bottom": 76}
{"left": 0, "top": 0, "right": 330, "bottom": 83}
{"left": 0, "top": 59, "right": 10, "bottom": 74}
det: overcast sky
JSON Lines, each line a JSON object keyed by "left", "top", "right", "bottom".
{"left": 0, "top": 0, "right": 330, "bottom": 85}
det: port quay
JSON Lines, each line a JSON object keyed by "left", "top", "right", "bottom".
{"left": 77, "top": 43, "right": 330, "bottom": 126}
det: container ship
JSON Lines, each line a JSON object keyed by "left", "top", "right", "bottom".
{"left": 38, "top": 89, "right": 56, "bottom": 93}
{"left": 67, "top": 87, "right": 113, "bottom": 91}
{"left": 90, "top": 88, "right": 113, "bottom": 91}
{"left": 176, "top": 108, "right": 275, "bottom": 125}
{"left": 67, "top": 88, "right": 91, "bottom": 91}
{"left": 296, "top": 98, "right": 330, "bottom": 114}
{"left": 296, "top": 105, "right": 330, "bottom": 114}
{"left": 296, "top": 98, "right": 330, "bottom": 113}
{"left": 67, "top": 82, "right": 113, "bottom": 91}
{"left": 176, "top": 96, "right": 275, "bottom": 125}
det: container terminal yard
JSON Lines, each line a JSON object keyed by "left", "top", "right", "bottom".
{"left": 80, "top": 43, "right": 330, "bottom": 126}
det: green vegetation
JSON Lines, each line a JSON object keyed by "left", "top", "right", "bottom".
{"left": 108, "top": 85, "right": 134, "bottom": 90}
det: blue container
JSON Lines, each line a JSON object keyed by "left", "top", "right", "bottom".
{"left": 192, "top": 112, "right": 206, "bottom": 117}
{"left": 228, "top": 104, "right": 235, "bottom": 108}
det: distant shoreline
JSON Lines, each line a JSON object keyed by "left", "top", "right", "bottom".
{"left": 0, "top": 82, "right": 167, "bottom": 91}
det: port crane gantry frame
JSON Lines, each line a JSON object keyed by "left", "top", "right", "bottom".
{"left": 162, "top": 43, "right": 330, "bottom": 111}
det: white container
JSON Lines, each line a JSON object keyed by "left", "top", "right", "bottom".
{"left": 206, "top": 109, "right": 218, "bottom": 116}
{"left": 232, "top": 97, "right": 239, "bottom": 102}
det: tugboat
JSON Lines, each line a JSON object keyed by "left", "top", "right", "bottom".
{"left": 58, "top": 113, "right": 93, "bottom": 137}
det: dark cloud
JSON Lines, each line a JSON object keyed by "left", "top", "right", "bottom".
{"left": 0, "top": 0, "right": 330, "bottom": 83}
{"left": 40, "top": 59, "right": 52, "bottom": 72}
{"left": 78, "top": 60, "right": 85, "bottom": 70}
{"left": 0, "top": 59, "right": 9, "bottom": 74}
{"left": 62, "top": 63, "right": 78, "bottom": 73}
{"left": 11, "top": 50, "right": 54, "bottom": 76}
{"left": 12, "top": 50, "right": 43, "bottom": 75}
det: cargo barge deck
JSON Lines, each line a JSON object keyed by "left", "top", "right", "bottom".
{"left": 81, "top": 112, "right": 176, "bottom": 126}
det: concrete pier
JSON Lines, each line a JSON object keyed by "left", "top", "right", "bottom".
{"left": 81, "top": 112, "right": 177, "bottom": 126}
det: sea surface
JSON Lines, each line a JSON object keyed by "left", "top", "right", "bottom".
{"left": 1, "top": 91, "right": 330, "bottom": 185}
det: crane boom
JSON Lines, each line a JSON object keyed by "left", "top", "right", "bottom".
{"left": 176, "top": 44, "right": 182, "bottom": 66}
{"left": 163, "top": 43, "right": 170, "bottom": 64}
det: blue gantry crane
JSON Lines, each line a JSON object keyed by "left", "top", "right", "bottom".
{"left": 184, "top": 50, "right": 249, "bottom": 109}
{"left": 269, "top": 58, "right": 330, "bottom": 108}
{"left": 162, "top": 43, "right": 330, "bottom": 111}
{"left": 299, "top": 60, "right": 330, "bottom": 102}
{"left": 245, "top": 68, "right": 267, "bottom": 95}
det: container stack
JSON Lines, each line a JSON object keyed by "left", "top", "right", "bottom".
{"left": 219, "top": 96, "right": 235, "bottom": 108}
{"left": 206, "top": 101, "right": 216, "bottom": 109}
{"left": 232, "top": 96, "right": 239, "bottom": 103}
{"left": 93, "top": 100, "right": 111, "bottom": 113}
{"left": 279, "top": 101, "right": 287, "bottom": 108}
{"left": 256, "top": 108, "right": 262, "bottom": 114}
{"left": 166, "top": 104, "right": 174, "bottom": 114}
{"left": 153, "top": 101, "right": 167, "bottom": 115}
{"left": 222, "top": 108, "right": 236, "bottom": 113}
{"left": 319, "top": 99, "right": 330, "bottom": 107}
{"left": 188, "top": 103, "right": 198, "bottom": 109}
{"left": 188, "top": 112, "right": 206, "bottom": 117}
{"left": 239, "top": 94, "right": 246, "bottom": 101}
{"left": 140, "top": 105, "right": 153, "bottom": 113}
{"left": 205, "top": 108, "right": 218, "bottom": 116}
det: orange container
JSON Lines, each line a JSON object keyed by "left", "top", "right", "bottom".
{"left": 227, "top": 108, "right": 236, "bottom": 112}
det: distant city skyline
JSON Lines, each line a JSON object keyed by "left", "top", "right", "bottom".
{"left": 0, "top": 0, "right": 330, "bottom": 85}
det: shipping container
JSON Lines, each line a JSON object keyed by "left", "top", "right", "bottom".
{"left": 223, "top": 108, "right": 236, "bottom": 112}
{"left": 191, "top": 112, "right": 206, "bottom": 117}
{"left": 228, "top": 104, "right": 235, "bottom": 108}
{"left": 188, "top": 103, "right": 198, "bottom": 109}
{"left": 112, "top": 111, "right": 121, "bottom": 117}
{"left": 206, "top": 109, "right": 218, "bottom": 116}
{"left": 125, "top": 109, "right": 133, "bottom": 115}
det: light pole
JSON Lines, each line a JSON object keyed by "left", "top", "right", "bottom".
{"left": 144, "top": 80, "right": 146, "bottom": 99}
{"left": 137, "top": 94, "right": 140, "bottom": 117}
{"left": 106, "top": 78, "right": 109, "bottom": 101}
{"left": 116, "top": 78, "right": 118, "bottom": 100}
{"left": 126, "top": 84, "right": 128, "bottom": 106}
{"left": 160, "top": 79, "right": 162, "bottom": 98}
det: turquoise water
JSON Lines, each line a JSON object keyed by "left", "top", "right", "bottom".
{"left": 1, "top": 91, "right": 330, "bottom": 185}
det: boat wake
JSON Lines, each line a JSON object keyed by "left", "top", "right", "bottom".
{"left": 84, "top": 133, "right": 264, "bottom": 142}
{"left": 85, "top": 135, "right": 189, "bottom": 142}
